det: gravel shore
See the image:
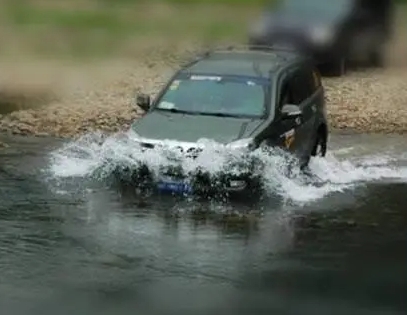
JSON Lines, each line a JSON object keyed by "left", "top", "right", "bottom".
{"left": 324, "top": 68, "right": 407, "bottom": 133}
{"left": 0, "top": 58, "right": 406, "bottom": 139}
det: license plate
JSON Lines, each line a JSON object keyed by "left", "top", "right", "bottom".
{"left": 157, "top": 180, "right": 193, "bottom": 194}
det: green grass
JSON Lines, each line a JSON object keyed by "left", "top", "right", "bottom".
{"left": 99, "top": 0, "right": 272, "bottom": 5}
{"left": 0, "top": 0, "right": 264, "bottom": 59}
{"left": 1, "top": 0, "right": 404, "bottom": 60}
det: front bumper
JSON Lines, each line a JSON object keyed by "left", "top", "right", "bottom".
{"left": 113, "top": 161, "right": 264, "bottom": 198}
{"left": 111, "top": 138, "right": 267, "bottom": 198}
{"left": 157, "top": 172, "right": 261, "bottom": 196}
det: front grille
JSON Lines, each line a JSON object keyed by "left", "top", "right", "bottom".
{"left": 140, "top": 142, "right": 155, "bottom": 149}
{"left": 139, "top": 141, "right": 203, "bottom": 159}
{"left": 168, "top": 146, "right": 203, "bottom": 157}
{"left": 185, "top": 147, "right": 203, "bottom": 159}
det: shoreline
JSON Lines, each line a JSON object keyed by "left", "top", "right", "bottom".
{"left": 1, "top": 129, "right": 407, "bottom": 162}
{"left": 0, "top": 126, "right": 405, "bottom": 147}
{"left": 1, "top": 33, "right": 407, "bottom": 140}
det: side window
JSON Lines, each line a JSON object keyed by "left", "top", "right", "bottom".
{"left": 289, "top": 67, "right": 317, "bottom": 104}
{"left": 278, "top": 65, "right": 319, "bottom": 109}
{"left": 289, "top": 71, "right": 307, "bottom": 105}
{"left": 278, "top": 78, "right": 294, "bottom": 109}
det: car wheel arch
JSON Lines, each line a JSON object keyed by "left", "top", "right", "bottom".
{"left": 317, "top": 123, "right": 328, "bottom": 143}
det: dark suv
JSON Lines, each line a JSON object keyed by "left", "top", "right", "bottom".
{"left": 127, "top": 46, "right": 328, "bottom": 197}
{"left": 248, "top": 0, "right": 394, "bottom": 76}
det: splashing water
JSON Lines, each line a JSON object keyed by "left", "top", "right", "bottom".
{"left": 47, "top": 130, "right": 407, "bottom": 205}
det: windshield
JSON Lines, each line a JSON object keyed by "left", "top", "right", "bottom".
{"left": 155, "top": 74, "right": 268, "bottom": 118}
{"left": 279, "top": 0, "right": 352, "bottom": 17}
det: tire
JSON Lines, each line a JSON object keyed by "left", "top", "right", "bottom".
{"left": 327, "top": 56, "right": 346, "bottom": 77}
{"left": 367, "top": 43, "right": 385, "bottom": 68}
{"left": 311, "top": 131, "right": 327, "bottom": 157}
{"left": 300, "top": 132, "right": 326, "bottom": 170}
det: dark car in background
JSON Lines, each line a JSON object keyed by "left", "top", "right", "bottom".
{"left": 121, "top": 46, "right": 328, "bottom": 198}
{"left": 248, "top": 0, "right": 395, "bottom": 76}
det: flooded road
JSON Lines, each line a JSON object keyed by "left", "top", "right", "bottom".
{"left": 0, "top": 132, "right": 406, "bottom": 315}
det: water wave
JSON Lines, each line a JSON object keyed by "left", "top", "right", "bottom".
{"left": 47, "top": 130, "right": 407, "bottom": 204}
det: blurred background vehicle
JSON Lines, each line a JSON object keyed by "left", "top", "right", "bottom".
{"left": 248, "top": 0, "right": 395, "bottom": 76}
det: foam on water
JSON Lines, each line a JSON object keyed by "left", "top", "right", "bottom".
{"left": 47, "top": 130, "right": 407, "bottom": 205}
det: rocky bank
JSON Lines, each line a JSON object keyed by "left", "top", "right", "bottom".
{"left": 0, "top": 61, "right": 406, "bottom": 140}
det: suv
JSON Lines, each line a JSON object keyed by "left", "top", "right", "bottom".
{"left": 128, "top": 46, "right": 328, "bottom": 197}
{"left": 248, "top": 0, "right": 395, "bottom": 76}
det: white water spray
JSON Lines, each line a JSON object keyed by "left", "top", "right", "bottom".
{"left": 48, "top": 129, "right": 407, "bottom": 204}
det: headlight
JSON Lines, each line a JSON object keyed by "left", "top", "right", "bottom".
{"left": 310, "top": 26, "right": 334, "bottom": 44}
{"left": 226, "top": 138, "right": 255, "bottom": 150}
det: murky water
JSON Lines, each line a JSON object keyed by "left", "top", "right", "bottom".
{"left": 0, "top": 132, "right": 406, "bottom": 315}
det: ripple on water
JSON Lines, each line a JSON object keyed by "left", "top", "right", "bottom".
{"left": 1, "top": 130, "right": 407, "bottom": 315}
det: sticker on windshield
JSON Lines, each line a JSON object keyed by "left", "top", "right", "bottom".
{"left": 159, "top": 101, "right": 175, "bottom": 109}
{"left": 169, "top": 80, "right": 180, "bottom": 90}
{"left": 190, "top": 75, "right": 222, "bottom": 81}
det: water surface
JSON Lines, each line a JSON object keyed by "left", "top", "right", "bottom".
{"left": 0, "top": 132, "right": 406, "bottom": 315}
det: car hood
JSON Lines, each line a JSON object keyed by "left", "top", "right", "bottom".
{"left": 131, "top": 111, "right": 264, "bottom": 145}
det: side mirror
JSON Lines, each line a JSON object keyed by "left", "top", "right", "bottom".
{"left": 136, "top": 93, "right": 151, "bottom": 112}
{"left": 281, "top": 104, "right": 302, "bottom": 120}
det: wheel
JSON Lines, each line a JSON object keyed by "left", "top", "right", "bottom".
{"left": 367, "top": 43, "right": 385, "bottom": 68}
{"left": 311, "top": 132, "right": 327, "bottom": 157}
{"left": 300, "top": 132, "right": 326, "bottom": 170}
{"left": 327, "top": 56, "right": 346, "bottom": 77}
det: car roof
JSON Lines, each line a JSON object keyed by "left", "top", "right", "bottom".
{"left": 182, "top": 49, "right": 301, "bottom": 79}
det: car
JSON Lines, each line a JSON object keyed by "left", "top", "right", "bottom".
{"left": 123, "top": 46, "right": 328, "bottom": 198}
{"left": 248, "top": 0, "right": 395, "bottom": 76}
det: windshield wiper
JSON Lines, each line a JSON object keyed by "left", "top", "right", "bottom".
{"left": 156, "top": 108, "right": 258, "bottom": 118}
{"left": 193, "top": 111, "right": 255, "bottom": 118}
{"left": 197, "top": 112, "right": 239, "bottom": 117}
{"left": 156, "top": 108, "right": 195, "bottom": 114}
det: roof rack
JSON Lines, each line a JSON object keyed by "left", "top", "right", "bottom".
{"left": 179, "top": 44, "right": 300, "bottom": 73}
{"left": 196, "top": 44, "right": 299, "bottom": 61}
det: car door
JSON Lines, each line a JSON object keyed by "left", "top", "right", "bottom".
{"left": 275, "top": 65, "right": 317, "bottom": 160}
